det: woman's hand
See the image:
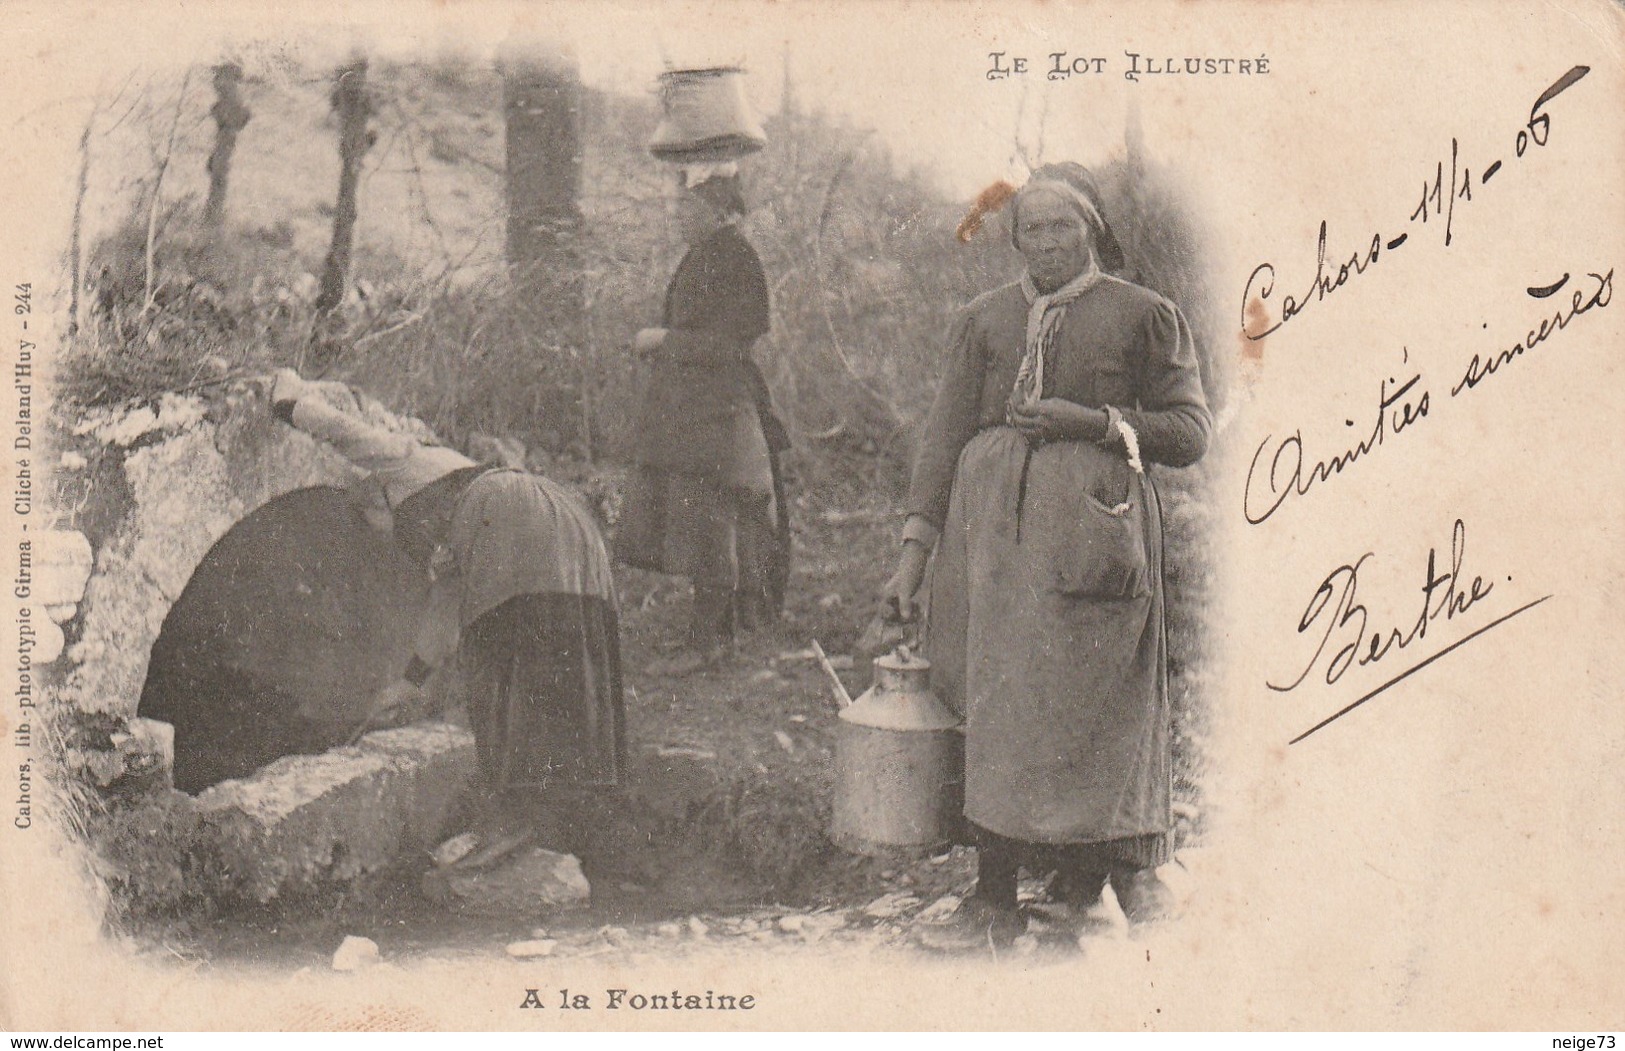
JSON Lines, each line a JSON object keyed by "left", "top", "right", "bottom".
{"left": 633, "top": 327, "right": 668, "bottom": 358}
{"left": 1010, "top": 397, "right": 1106, "bottom": 443}
{"left": 880, "top": 540, "right": 931, "bottom": 623}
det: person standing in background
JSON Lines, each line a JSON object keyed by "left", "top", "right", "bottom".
{"left": 617, "top": 166, "right": 790, "bottom": 676}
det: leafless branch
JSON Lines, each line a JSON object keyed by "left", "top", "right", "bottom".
{"left": 142, "top": 69, "right": 192, "bottom": 315}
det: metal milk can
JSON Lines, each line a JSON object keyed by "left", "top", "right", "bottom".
{"left": 832, "top": 645, "right": 964, "bottom": 857}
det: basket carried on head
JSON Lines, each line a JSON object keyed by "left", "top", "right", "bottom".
{"left": 649, "top": 67, "right": 768, "bottom": 164}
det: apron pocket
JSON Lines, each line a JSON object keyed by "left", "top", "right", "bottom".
{"left": 1027, "top": 443, "right": 1151, "bottom": 599}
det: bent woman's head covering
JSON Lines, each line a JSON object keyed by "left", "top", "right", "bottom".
{"left": 1010, "top": 162, "right": 1125, "bottom": 272}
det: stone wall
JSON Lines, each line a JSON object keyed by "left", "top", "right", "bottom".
{"left": 46, "top": 383, "right": 476, "bottom": 914}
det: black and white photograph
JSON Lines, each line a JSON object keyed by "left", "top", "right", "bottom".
{"left": 1, "top": 0, "right": 1622, "bottom": 1035}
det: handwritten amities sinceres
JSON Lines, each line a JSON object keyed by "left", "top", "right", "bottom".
{"left": 1242, "top": 264, "right": 1613, "bottom": 526}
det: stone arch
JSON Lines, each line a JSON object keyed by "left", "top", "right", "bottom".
{"left": 53, "top": 390, "right": 475, "bottom": 910}
{"left": 138, "top": 485, "right": 430, "bottom": 793}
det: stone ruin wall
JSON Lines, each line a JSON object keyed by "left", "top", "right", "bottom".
{"left": 41, "top": 383, "right": 476, "bottom": 916}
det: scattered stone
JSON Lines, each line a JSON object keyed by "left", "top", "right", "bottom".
{"left": 863, "top": 892, "right": 921, "bottom": 919}
{"left": 432, "top": 832, "right": 480, "bottom": 868}
{"left": 32, "top": 530, "right": 94, "bottom": 608}
{"left": 736, "top": 918, "right": 761, "bottom": 935}
{"left": 528, "top": 927, "right": 550, "bottom": 939}
{"left": 331, "top": 935, "right": 380, "bottom": 972}
{"left": 686, "top": 916, "right": 710, "bottom": 939}
{"left": 601, "top": 926, "right": 631, "bottom": 947}
{"left": 422, "top": 847, "right": 591, "bottom": 916}
{"left": 788, "top": 714, "right": 807, "bottom": 723}
{"left": 109, "top": 718, "right": 174, "bottom": 794}
{"left": 917, "top": 895, "right": 962, "bottom": 923}
{"left": 773, "top": 731, "right": 795, "bottom": 753}
{"left": 654, "top": 745, "right": 718, "bottom": 761}
{"left": 1079, "top": 886, "right": 1130, "bottom": 942}
{"left": 797, "top": 912, "right": 848, "bottom": 943}
{"left": 656, "top": 922, "right": 683, "bottom": 939}
{"left": 777, "top": 914, "right": 806, "bottom": 933}
{"left": 505, "top": 939, "right": 556, "bottom": 959}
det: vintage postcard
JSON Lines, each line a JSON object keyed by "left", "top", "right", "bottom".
{"left": 1, "top": 0, "right": 1622, "bottom": 1033}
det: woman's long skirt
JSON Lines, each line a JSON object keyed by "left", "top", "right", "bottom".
{"left": 926, "top": 427, "right": 1171, "bottom": 867}
{"left": 461, "top": 592, "right": 626, "bottom": 796}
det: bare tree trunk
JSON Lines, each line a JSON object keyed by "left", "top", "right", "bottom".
{"left": 68, "top": 112, "right": 93, "bottom": 340}
{"left": 309, "top": 57, "right": 373, "bottom": 369}
{"left": 503, "top": 55, "right": 581, "bottom": 274}
{"left": 502, "top": 53, "right": 586, "bottom": 454}
{"left": 202, "top": 62, "right": 251, "bottom": 229}
{"left": 143, "top": 70, "right": 191, "bottom": 315}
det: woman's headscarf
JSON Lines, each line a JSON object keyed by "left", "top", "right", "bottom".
{"left": 1010, "top": 162, "right": 1125, "bottom": 273}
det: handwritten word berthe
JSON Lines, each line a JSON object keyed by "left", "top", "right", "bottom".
{"left": 1270, "top": 519, "right": 1552, "bottom": 744}
{"left": 1270, "top": 518, "right": 1494, "bottom": 695}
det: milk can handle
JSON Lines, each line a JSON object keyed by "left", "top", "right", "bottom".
{"left": 810, "top": 638, "right": 853, "bottom": 709}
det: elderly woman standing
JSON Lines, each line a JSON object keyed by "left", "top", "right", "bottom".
{"left": 269, "top": 370, "right": 626, "bottom": 865}
{"left": 882, "top": 163, "right": 1211, "bottom": 948}
{"left": 617, "top": 169, "right": 789, "bottom": 675}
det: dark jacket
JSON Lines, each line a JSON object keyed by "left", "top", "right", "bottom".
{"left": 633, "top": 224, "right": 776, "bottom": 486}
{"left": 905, "top": 276, "right": 1212, "bottom": 529}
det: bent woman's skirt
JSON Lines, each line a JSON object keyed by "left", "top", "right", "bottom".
{"left": 926, "top": 426, "right": 1171, "bottom": 864}
{"left": 462, "top": 591, "right": 626, "bottom": 794}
